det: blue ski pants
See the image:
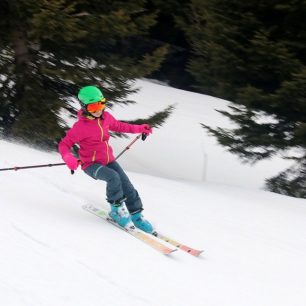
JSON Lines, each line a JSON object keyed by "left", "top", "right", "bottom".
{"left": 84, "top": 161, "right": 143, "bottom": 214}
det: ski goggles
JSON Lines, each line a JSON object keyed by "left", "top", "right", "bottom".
{"left": 86, "top": 98, "right": 107, "bottom": 113}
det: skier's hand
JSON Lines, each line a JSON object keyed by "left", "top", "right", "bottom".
{"left": 63, "top": 153, "right": 79, "bottom": 171}
{"left": 139, "top": 124, "right": 152, "bottom": 136}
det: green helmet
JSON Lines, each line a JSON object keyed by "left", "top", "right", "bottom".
{"left": 78, "top": 86, "right": 104, "bottom": 105}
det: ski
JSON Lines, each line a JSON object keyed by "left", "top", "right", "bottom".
{"left": 153, "top": 232, "right": 204, "bottom": 257}
{"left": 82, "top": 204, "right": 176, "bottom": 255}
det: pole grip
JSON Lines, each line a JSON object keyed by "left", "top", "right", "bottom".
{"left": 141, "top": 133, "right": 147, "bottom": 141}
{"left": 71, "top": 160, "right": 82, "bottom": 175}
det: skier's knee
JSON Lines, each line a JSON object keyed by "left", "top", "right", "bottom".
{"left": 108, "top": 171, "right": 121, "bottom": 185}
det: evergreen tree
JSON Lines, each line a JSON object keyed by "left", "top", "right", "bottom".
{"left": 0, "top": 0, "right": 170, "bottom": 149}
{"left": 266, "top": 155, "right": 306, "bottom": 198}
{"left": 145, "top": 0, "right": 194, "bottom": 89}
{"left": 179, "top": 0, "right": 306, "bottom": 198}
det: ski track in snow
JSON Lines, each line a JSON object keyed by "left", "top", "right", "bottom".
{"left": 11, "top": 223, "right": 50, "bottom": 248}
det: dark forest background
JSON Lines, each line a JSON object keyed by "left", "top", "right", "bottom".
{"left": 1, "top": 0, "right": 306, "bottom": 198}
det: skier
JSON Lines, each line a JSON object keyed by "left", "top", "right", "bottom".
{"left": 58, "top": 85, "right": 154, "bottom": 233}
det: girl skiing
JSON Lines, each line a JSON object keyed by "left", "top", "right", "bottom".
{"left": 58, "top": 85, "right": 154, "bottom": 233}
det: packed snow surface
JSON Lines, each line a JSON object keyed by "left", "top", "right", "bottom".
{"left": 1, "top": 79, "right": 306, "bottom": 306}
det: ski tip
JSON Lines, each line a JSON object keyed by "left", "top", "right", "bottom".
{"left": 179, "top": 245, "right": 204, "bottom": 257}
{"left": 165, "top": 248, "right": 178, "bottom": 256}
{"left": 188, "top": 249, "right": 204, "bottom": 257}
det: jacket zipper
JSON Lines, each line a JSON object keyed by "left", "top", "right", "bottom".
{"left": 97, "top": 118, "right": 110, "bottom": 164}
{"left": 97, "top": 118, "right": 104, "bottom": 142}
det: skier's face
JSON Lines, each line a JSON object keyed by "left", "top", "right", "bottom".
{"left": 86, "top": 99, "right": 106, "bottom": 113}
{"left": 86, "top": 98, "right": 106, "bottom": 117}
{"left": 90, "top": 109, "right": 103, "bottom": 117}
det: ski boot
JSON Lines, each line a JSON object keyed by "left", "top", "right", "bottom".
{"left": 131, "top": 211, "right": 154, "bottom": 233}
{"left": 109, "top": 198, "right": 134, "bottom": 230}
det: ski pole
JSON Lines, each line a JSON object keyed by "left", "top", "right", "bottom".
{"left": 0, "top": 133, "right": 147, "bottom": 172}
{"left": 0, "top": 162, "right": 77, "bottom": 175}
{"left": 0, "top": 162, "right": 66, "bottom": 172}
{"left": 115, "top": 133, "right": 147, "bottom": 161}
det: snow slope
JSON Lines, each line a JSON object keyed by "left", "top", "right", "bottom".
{"left": 1, "top": 140, "right": 306, "bottom": 306}
{"left": 1, "top": 79, "right": 306, "bottom": 306}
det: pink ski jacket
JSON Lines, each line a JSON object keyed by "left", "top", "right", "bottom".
{"left": 58, "top": 110, "right": 145, "bottom": 170}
